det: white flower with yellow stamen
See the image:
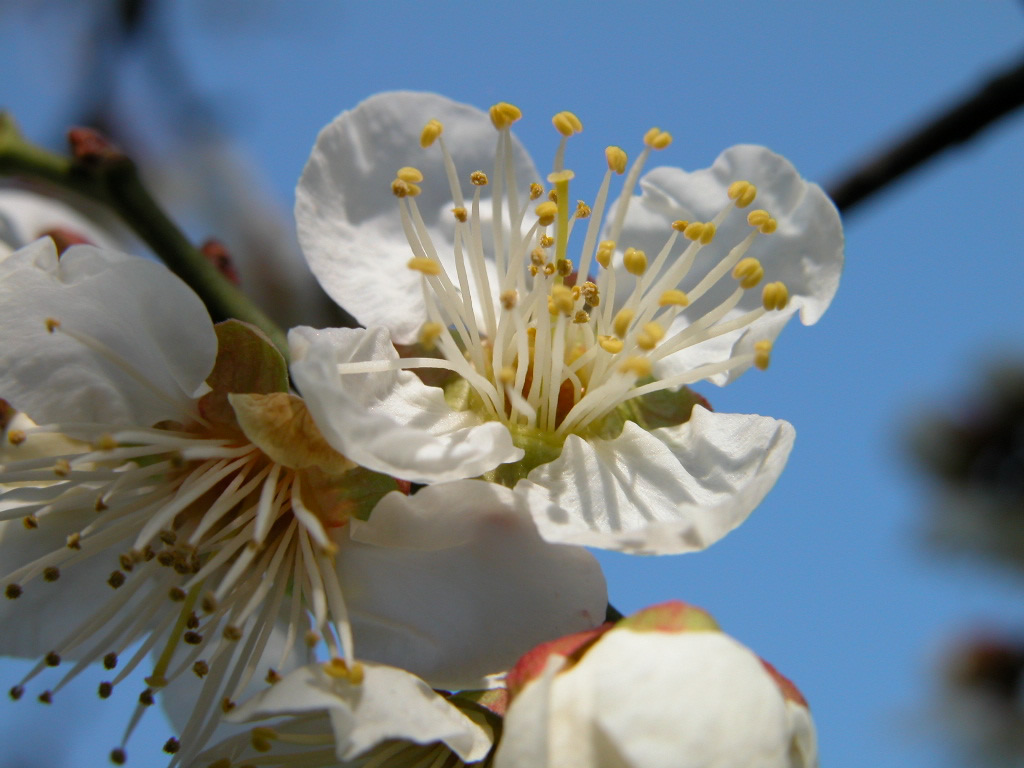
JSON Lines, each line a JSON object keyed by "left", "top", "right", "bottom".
{"left": 292, "top": 92, "right": 842, "bottom": 554}
{"left": 0, "top": 238, "right": 606, "bottom": 764}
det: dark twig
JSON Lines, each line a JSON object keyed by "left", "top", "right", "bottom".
{"left": 826, "top": 52, "right": 1024, "bottom": 213}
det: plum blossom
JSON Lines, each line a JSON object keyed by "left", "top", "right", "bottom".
{"left": 291, "top": 91, "right": 842, "bottom": 554}
{"left": 493, "top": 601, "right": 818, "bottom": 768}
{"left": 0, "top": 239, "right": 606, "bottom": 765}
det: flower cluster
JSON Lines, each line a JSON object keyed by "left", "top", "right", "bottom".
{"left": 0, "top": 91, "right": 842, "bottom": 766}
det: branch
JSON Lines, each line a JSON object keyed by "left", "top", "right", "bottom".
{"left": 826, "top": 52, "right": 1024, "bottom": 213}
{"left": 0, "top": 116, "right": 289, "bottom": 358}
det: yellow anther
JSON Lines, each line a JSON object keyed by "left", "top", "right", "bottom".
{"left": 699, "top": 223, "right": 716, "bottom": 245}
{"left": 391, "top": 179, "right": 411, "bottom": 198}
{"left": 418, "top": 322, "right": 443, "bottom": 350}
{"left": 543, "top": 262, "right": 556, "bottom": 276}
{"left": 66, "top": 532, "right": 81, "bottom": 549}
{"left": 733, "top": 257, "right": 764, "bottom": 289}
{"left": 762, "top": 281, "right": 790, "bottom": 311}
{"left": 530, "top": 248, "right": 547, "bottom": 266}
{"left": 500, "top": 289, "right": 518, "bottom": 310}
{"left": 547, "top": 189, "right": 558, "bottom": 203}
{"left": 759, "top": 217, "right": 777, "bottom": 234}
{"left": 605, "top": 146, "right": 628, "bottom": 174}
{"left": 252, "top": 727, "right": 275, "bottom": 752}
{"left": 23, "top": 515, "right": 37, "bottom": 529}
{"left": 420, "top": 119, "right": 443, "bottom": 148}
{"left": 470, "top": 170, "right": 489, "bottom": 186}
{"left": 53, "top": 459, "right": 71, "bottom": 477}
{"left": 529, "top": 264, "right": 539, "bottom": 276}
{"left": 452, "top": 206, "right": 468, "bottom": 223}
{"left": 323, "top": 657, "right": 364, "bottom": 684}
{"left": 754, "top": 340, "right": 773, "bottom": 370}
{"left": 347, "top": 660, "right": 365, "bottom": 685}
{"left": 623, "top": 247, "right": 647, "bottom": 276}
{"left": 659, "top": 289, "right": 690, "bottom": 307}
{"left": 94, "top": 433, "right": 117, "bottom": 451}
{"left": 672, "top": 219, "right": 689, "bottom": 232}
{"left": 530, "top": 182, "right": 544, "bottom": 200}
{"left": 550, "top": 285, "right": 575, "bottom": 315}
{"left": 581, "top": 281, "right": 600, "bottom": 307}
{"left": 573, "top": 309, "right": 590, "bottom": 324}
{"left": 535, "top": 201, "right": 558, "bottom": 226}
{"left": 552, "top": 110, "right": 583, "bottom": 136}
{"left": 643, "top": 128, "right": 672, "bottom": 149}
{"left": 44, "top": 317, "right": 59, "bottom": 333}
{"left": 408, "top": 257, "right": 441, "bottom": 276}
{"left": 527, "top": 327, "right": 537, "bottom": 343}
{"left": 683, "top": 222, "right": 705, "bottom": 241}
{"left": 728, "top": 180, "right": 758, "bottom": 208}
{"left": 7, "top": 429, "right": 26, "bottom": 446}
{"left": 596, "top": 240, "right": 615, "bottom": 269}
{"left": 575, "top": 201, "right": 592, "bottom": 219}
{"left": 556, "top": 259, "right": 573, "bottom": 277}
{"left": 598, "top": 335, "right": 624, "bottom": 354}
{"left": 397, "top": 166, "right": 424, "bottom": 183}
{"left": 571, "top": 285, "right": 582, "bottom": 300}
{"left": 747, "top": 209, "right": 777, "bottom": 232}
{"left": 613, "top": 308, "right": 635, "bottom": 339}
{"left": 489, "top": 102, "right": 523, "bottom": 129}
{"left": 620, "top": 356, "right": 653, "bottom": 377}
{"left": 540, "top": 235, "right": 555, "bottom": 248}
{"left": 498, "top": 366, "right": 516, "bottom": 385}
{"left": 636, "top": 322, "right": 666, "bottom": 351}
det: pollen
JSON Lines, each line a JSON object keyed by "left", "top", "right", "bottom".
{"left": 613, "top": 308, "right": 635, "bottom": 339}
{"left": 643, "top": 127, "right": 672, "bottom": 149}
{"left": 420, "top": 118, "right": 443, "bottom": 147}
{"left": 620, "top": 356, "right": 653, "bottom": 377}
{"left": 452, "top": 206, "right": 468, "bottom": 222}
{"left": 659, "top": 289, "right": 690, "bottom": 307}
{"left": 529, "top": 182, "right": 543, "bottom": 200}
{"left": 470, "top": 170, "right": 489, "bottom": 186}
{"left": 391, "top": 179, "right": 411, "bottom": 198}
{"left": 754, "top": 340, "right": 773, "bottom": 370}
{"left": 762, "top": 281, "right": 790, "bottom": 310}
{"left": 552, "top": 111, "right": 583, "bottom": 136}
{"left": 623, "top": 248, "right": 647, "bottom": 276}
{"left": 408, "top": 257, "right": 441, "bottom": 275}
{"left": 418, "top": 322, "right": 443, "bottom": 349}
{"left": 396, "top": 166, "right": 424, "bottom": 183}
{"left": 581, "top": 281, "right": 599, "bottom": 307}
{"left": 606, "top": 146, "right": 628, "bottom": 174}
{"left": 728, "top": 180, "right": 758, "bottom": 208}
{"left": 575, "top": 201, "right": 592, "bottom": 219}
{"left": 733, "top": 257, "right": 765, "bottom": 289}
{"left": 489, "top": 101, "right": 522, "bottom": 129}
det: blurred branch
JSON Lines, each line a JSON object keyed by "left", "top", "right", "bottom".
{"left": 0, "top": 114, "right": 289, "bottom": 358}
{"left": 826, "top": 52, "right": 1024, "bottom": 213}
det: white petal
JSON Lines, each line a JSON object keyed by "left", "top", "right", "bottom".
{"left": 609, "top": 145, "right": 843, "bottom": 385}
{"left": 290, "top": 325, "right": 522, "bottom": 483}
{"left": 295, "top": 91, "right": 539, "bottom": 342}
{"left": 336, "top": 480, "right": 607, "bottom": 690}
{"left": 0, "top": 240, "right": 216, "bottom": 426}
{"left": 229, "top": 662, "right": 492, "bottom": 762}
{"left": 515, "top": 407, "right": 795, "bottom": 554}
{"left": 0, "top": 189, "right": 121, "bottom": 256}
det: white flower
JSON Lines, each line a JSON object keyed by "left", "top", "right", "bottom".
{"left": 292, "top": 91, "right": 841, "bottom": 553}
{"left": 493, "top": 601, "right": 818, "bottom": 768}
{"left": 0, "top": 188, "right": 122, "bottom": 257}
{"left": 0, "top": 239, "right": 606, "bottom": 765}
{"left": 191, "top": 660, "right": 496, "bottom": 767}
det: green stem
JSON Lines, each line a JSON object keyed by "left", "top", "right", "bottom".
{"left": 0, "top": 113, "right": 289, "bottom": 359}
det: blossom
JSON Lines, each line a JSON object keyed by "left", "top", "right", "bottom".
{"left": 493, "top": 601, "right": 818, "bottom": 768}
{"left": 292, "top": 91, "right": 842, "bottom": 553}
{"left": 0, "top": 238, "right": 606, "bottom": 764}
{"left": 0, "top": 188, "right": 122, "bottom": 256}
{"left": 191, "top": 660, "right": 500, "bottom": 768}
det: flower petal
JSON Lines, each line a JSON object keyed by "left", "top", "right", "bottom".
{"left": 295, "top": 91, "right": 539, "bottom": 342}
{"left": 290, "top": 325, "right": 522, "bottom": 484}
{"left": 336, "top": 480, "right": 607, "bottom": 690}
{"left": 228, "top": 662, "right": 492, "bottom": 762}
{"left": 0, "top": 189, "right": 121, "bottom": 256}
{"left": 515, "top": 407, "right": 795, "bottom": 554}
{"left": 608, "top": 145, "right": 843, "bottom": 385}
{"left": 0, "top": 240, "right": 216, "bottom": 426}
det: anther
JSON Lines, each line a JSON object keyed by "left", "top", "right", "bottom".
{"left": 139, "top": 688, "right": 155, "bottom": 706}
{"left": 550, "top": 285, "right": 575, "bottom": 315}
{"left": 104, "top": 653, "right": 118, "bottom": 669}
{"left": 420, "top": 119, "right": 443, "bottom": 148}
{"left": 110, "top": 747, "right": 126, "bottom": 765}
{"left": 45, "top": 651, "right": 60, "bottom": 667}
{"left": 221, "top": 697, "right": 236, "bottom": 713}
{"left": 613, "top": 309, "right": 635, "bottom": 339}
{"left": 556, "top": 259, "right": 573, "bottom": 277}
{"left": 44, "top": 317, "right": 60, "bottom": 333}
{"left": 159, "top": 530, "right": 177, "bottom": 545}
{"left": 542, "top": 263, "right": 556, "bottom": 276}
{"left": 108, "top": 571, "right": 126, "bottom": 589}
{"left": 186, "top": 612, "right": 199, "bottom": 630}
{"left": 552, "top": 110, "right": 583, "bottom": 137}
{"left": 452, "top": 206, "right": 468, "bottom": 223}
{"left": 596, "top": 240, "right": 615, "bottom": 269}
{"left": 223, "top": 625, "right": 243, "bottom": 641}
{"left": 747, "top": 209, "right": 777, "bottom": 233}
{"left": 470, "top": 170, "right": 489, "bottom": 186}
{"left": 5, "top": 584, "right": 21, "bottom": 599}
{"left": 643, "top": 128, "right": 672, "bottom": 149}
{"left": 265, "top": 668, "right": 282, "bottom": 684}
{"left": 94, "top": 433, "right": 118, "bottom": 451}
{"left": 94, "top": 496, "right": 108, "bottom": 512}
{"left": 193, "top": 661, "right": 209, "bottom": 678}
{"left": 699, "top": 223, "right": 716, "bottom": 245}
{"left": 407, "top": 257, "right": 441, "bottom": 275}
{"left": 530, "top": 248, "right": 547, "bottom": 267}
{"left": 620, "top": 357, "right": 654, "bottom": 377}
{"left": 672, "top": 220, "right": 689, "bottom": 232}
{"left": 53, "top": 458, "right": 71, "bottom": 477}
{"left": 98, "top": 682, "right": 113, "bottom": 698}
{"left": 9, "top": 685, "right": 23, "bottom": 700}
{"left": 305, "top": 630, "right": 321, "bottom": 647}
{"left": 7, "top": 429, "right": 25, "bottom": 446}
{"left": 581, "top": 281, "right": 600, "bottom": 307}
{"left": 540, "top": 235, "right": 555, "bottom": 248}
{"left": 66, "top": 532, "right": 81, "bottom": 550}
{"left": 118, "top": 554, "right": 134, "bottom": 572}
{"left": 163, "top": 738, "right": 180, "bottom": 755}
{"left": 529, "top": 182, "right": 543, "bottom": 200}
{"left": 733, "top": 257, "right": 764, "bottom": 289}
{"left": 418, "top": 322, "right": 443, "bottom": 350}
{"left": 168, "top": 586, "right": 186, "bottom": 602}
{"left": 38, "top": 691, "right": 52, "bottom": 704}
{"left": 623, "top": 248, "right": 647, "bottom": 276}
{"left": 200, "top": 593, "right": 218, "bottom": 614}
{"left": 391, "top": 179, "right": 411, "bottom": 198}
{"left": 683, "top": 222, "right": 706, "bottom": 241}
{"left": 156, "top": 551, "right": 175, "bottom": 567}
{"left": 762, "top": 281, "right": 790, "bottom": 310}
{"left": 659, "top": 289, "right": 690, "bottom": 307}
{"left": 500, "top": 290, "right": 518, "bottom": 310}
{"left": 22, "top": 516, "right": 38, "bottom": 530}
{"left": 489, "top": 102, "right": 522, "bottom": 129}
{"left": 728, "top": 180, "right": 758, "bottom": 208}
{"left": 396, "top": 166, "right": 423, "bottom": 183}
{"left": 636, "top": 322, "right": 666, "bottom": 351}
{"left": 606, "top": 146, "right": 628, "bottom": 174}
{"left": 183, "top": 631, "right": 202, "bottom": 645}
{"left": 575, "top": 201, "right": 592, "bottom": 219}
{"left": 535, "top": 201, "right": 558, "bottom": 227}
{"left": 252, "top": 727, "right": 275, "bottom": 753}
{"left": 573, "top": 310, "right": 590, "bottom": 324}
{"left": 754, "top": 340, "right": 773, "bottom": 370}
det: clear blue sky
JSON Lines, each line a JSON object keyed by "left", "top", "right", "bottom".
{"left": 2, "top": 2, "right": 1024, "bottom": 766}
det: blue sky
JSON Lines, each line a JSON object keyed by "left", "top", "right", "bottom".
{"left": 2, "top": 2, "right": 1024, "bottom": 766}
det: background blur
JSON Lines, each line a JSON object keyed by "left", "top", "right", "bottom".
{"left": 2, "top": 2, "right": 1023, "bottom": 766}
